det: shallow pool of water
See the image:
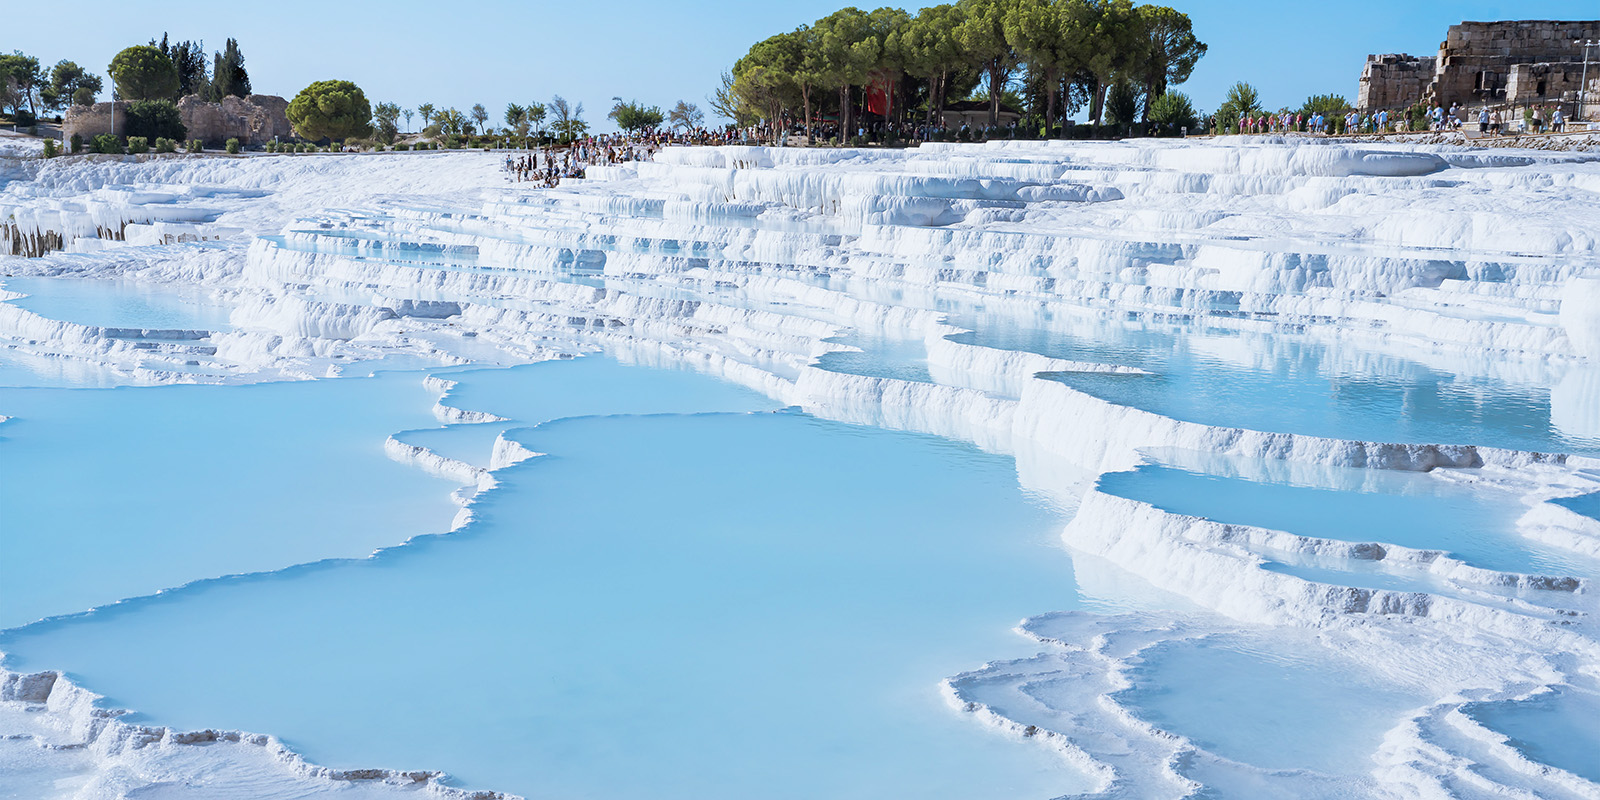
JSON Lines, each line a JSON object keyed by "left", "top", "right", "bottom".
{"left": 0, "top": 366, "right": 1092, "bottom": 799}
{"left": 951, "top": 314, "right": 1600, "bottom": 456}
{"left": 1119, "top": 634, "right": 1425, "bottom": 775}
{"left": 1465, "top": 686, "right": 1600, "bottom": 783}
{"left": 0, "top": 372, "right": 458, "bottom": 628}
{"left": 1097, "top": 462, "right": 1594, "bottom": 576}
{"left": 1, "top": 277, "right": 235, "bottom": 331}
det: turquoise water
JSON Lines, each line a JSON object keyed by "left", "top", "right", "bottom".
{"left": 1465, "top": 687, "right": 1600, "bottom": 783}
{"left": 1553, "top": 491, "right": 1600, "bottom": 523}
{"left": 1, "top": 277, "right": 235, "bottom": 331}
{"left": 0, "top": 360, "right": 1092, "bottom": 799}
{"left": 813, "top": 333, "right": 934, "bottom": 384}
{"left": 0, "top": 372, "right": 459, "bottom": 628}
{"left": 1119, "top": 634, "right": 1425, "bottom": 775}
{"left": 950, "top": 317, "right": 1600, "bottom": 456}
{"left": 1096, "top": 462, "right": 1595, "bottom": 576}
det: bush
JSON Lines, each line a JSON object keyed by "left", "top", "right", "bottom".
{"left": 392, "top": 142, "right": 409, "bottom": 151}
{"left": 155, "top": 137, "right": 176, "bottom": 153}
{"left": 70, "top": 133, "right": 83, "bottom": 154}
{"left": 1147, "top": 92, "right": 1199, "bottom": 134}
{"left": 126, "top": 136, "right": 149, "bottom": 154}
{"left": 125, "top": 100, "right": 186, "bottom": 142}
{"left": 187, "top": 139, "right": 202, "bottom": 153}
{"left": 286, "top": 79, "right": 373, "bottom": 142}
{"left": 42, "top": 138, "right": 58, "bottom": 158}
{"left": 225, "top": 138, "right": 241, "bottom": 154}
{"left": 11, "top": 109, "right": 37, "bottom": 127}
{"left": 92, "top": 133, "right": 122, "bottom": 154}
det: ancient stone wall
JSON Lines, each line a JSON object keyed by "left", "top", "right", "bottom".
{"left": 1359, "top": 19, "right": 1600, "bottom": 117}
{"left": 62, "top": 102, "right": 125, "bottom": 142}
{"left": 1504, "top": 63, "right": 1590, "bottom": 106}
{"left": 1358, "top": 54, "right": 1436, "bottom": 110}
{"left": 1433, "top": 20, "right": 1600, "bottom": 106}
{"left": 179, "top": 94, "right": 292, "bottom": 147}
{"left": 62, "top": 95, "right": 292, "bottom": 148}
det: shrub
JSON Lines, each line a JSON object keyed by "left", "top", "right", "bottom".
{"left": 225, "top": 138, "right": 241, "bottom": 154}
{"left": 70, "top": 133, "right": 83, "bottom": 154}
{"left": 10, "top": 109, "right": 37, "bottom": 128}
{"left": 92, "top": 133, "right": 122, "bottom": 154}
{"left": 300, "top": 142, "right": 312, "bottom": 153}
{"left": 42, "top": 138, "right": 58, "bottom": 158}
{"left": 264, "top": 140, "right": 276, "bottom": 153}
{"left": 1147, "top": 92, "right": 1198, "bottom": 134}
{"left": 155, "top": 137, "right": 176, "bottom": 153}
{"left": 125, "top": 100, "right": 186, "bottom": 142}
{"left": 187, "top": 139, "right": 202, "bottom": 153}
{"left": 125, "top": 136, "right": 149, "bottom": 154}
{"left": 393, "top": 142, "right": 409, "bottom": 151}
{"left": 286, "top": 80, "right": 373, "bottom": 142}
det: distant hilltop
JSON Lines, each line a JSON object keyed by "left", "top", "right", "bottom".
{"left": 1358, "top": 20, "right": 1600, "bottom": 117}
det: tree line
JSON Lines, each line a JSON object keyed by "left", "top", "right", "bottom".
{"left": 716, "top": 0, "right": 1206, "bottom": 139}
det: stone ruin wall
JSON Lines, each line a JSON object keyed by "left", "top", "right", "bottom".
{"left": 1358, "top": 20, "right": 1600, "bottom": 117}
{"left": 1433, "top": 20, "right": 1600, "bottom": 108}
{"left": 63, "top": 94, "right": 291, "bottom": 148}
{"left": 1358, "top": 55, "right": 1437, "bottom": 110}
{"left": 60, "top": 102, "right": 123, "bottom": 141}
{"left": 178, "top": 95, "right": 293, "bottom": 147}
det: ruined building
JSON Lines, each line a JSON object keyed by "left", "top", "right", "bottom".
{"left": 63, "top": 94, "right": 293, "bottom": 148}
{"left": 1358, "top": 20, "right": 1600, "bottom": 118}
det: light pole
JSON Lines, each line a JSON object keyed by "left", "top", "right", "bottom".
{"left": 1578, "top": 39, "right": 1600, "bottom": 123}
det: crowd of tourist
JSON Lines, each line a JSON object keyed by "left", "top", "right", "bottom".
{"left": 1213, "top": 101, "right": 1575, "bottom": 138}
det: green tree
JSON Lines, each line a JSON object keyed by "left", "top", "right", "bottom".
{"left": 151, "top": 34, "right": 209, "bottom": 98}
{"left": 851, "top": 7, "right": 910, "bottom": 128}
{"left": 1145, "top": 90, "right": 1197, "bottom": 133}
{"left": 0, "top": 52, "right": 45, "bottom": 116}
{"left": 45, "top": 61, "right": 103, "bottom": 111}
{"left": 1103, "top": 79, "right": 1141, "bottom": 133}
{"left": 210, "top": 39, "right": 250, "bottom": 100}
{"left": 1071, "top": 0, "right": 1142, "bottom": 127}
{"left": 125, "top": 99, "right": 187, "bottom": 141}
{"left": 109, "top": 46, "right": 179, "bottom": 102}
{"left": 814, "top": 7, "right": 875, "bottom": 136}
{"left": 1005, "top": 0, "right": 1075, "bottom": 136}
{"left": 899, "top": 4, "right": 966, "bottom": 126}
{"left": 1298, "top": 93, "right": 1348, "bottom": 117}
{"left": 525, "top": 102, "right": 547, "bottom": 136}
{"left": 1133, "top": 6, "right": 1205, "bottom": 119}
{"left": 548, "top": 95, "right": 587, "bottom": 142}
{"left": 955, "top": 0, "right": 1015, "bottom": 128}
{"left": 1215, "top": 81, "right": 1262, "bottom": 131}
{"left": 435, "top": 107, "right": 466, "bottom": 137}
{"left": 668, "top": 100, "right": 704, "bottom": 132}
{"left": 402, "top": 107, "right": 414, "bottom": 132}
{"left": 416, "top": 103, "right": 436, "bottom": 127}
{"left": 286, "top": 80, "right": 373, "bottom": 143}
{"left": 374, "top": 101, "right": 402, "bottom": 144}
{"left": 505, "top": 103, "right": 530, "bottom": 143}
{"left": 471, "top": 103, "right": 489, "bottom": 134}
{"left": 608, "top": 98, "right": 665, "bottom": 133}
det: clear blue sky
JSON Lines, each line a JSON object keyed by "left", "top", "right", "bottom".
{"left": 7, "top": 0, "right": 1590, "bottom": 130}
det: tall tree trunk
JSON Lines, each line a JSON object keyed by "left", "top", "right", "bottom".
{"left": 885, "top": 77, "right": 895, "bottom": 131}
{"left": 1089, "top": 78, "right": 1106, "bottom": 128}
{"left": 803, "top": 84, "right": 812, "bottom": 141}
{"left": 987, "top": 61, "right": 1003, "bottom": 128}
{"left": 1045, "top": 72, "right": 1058, "bottom": 138}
